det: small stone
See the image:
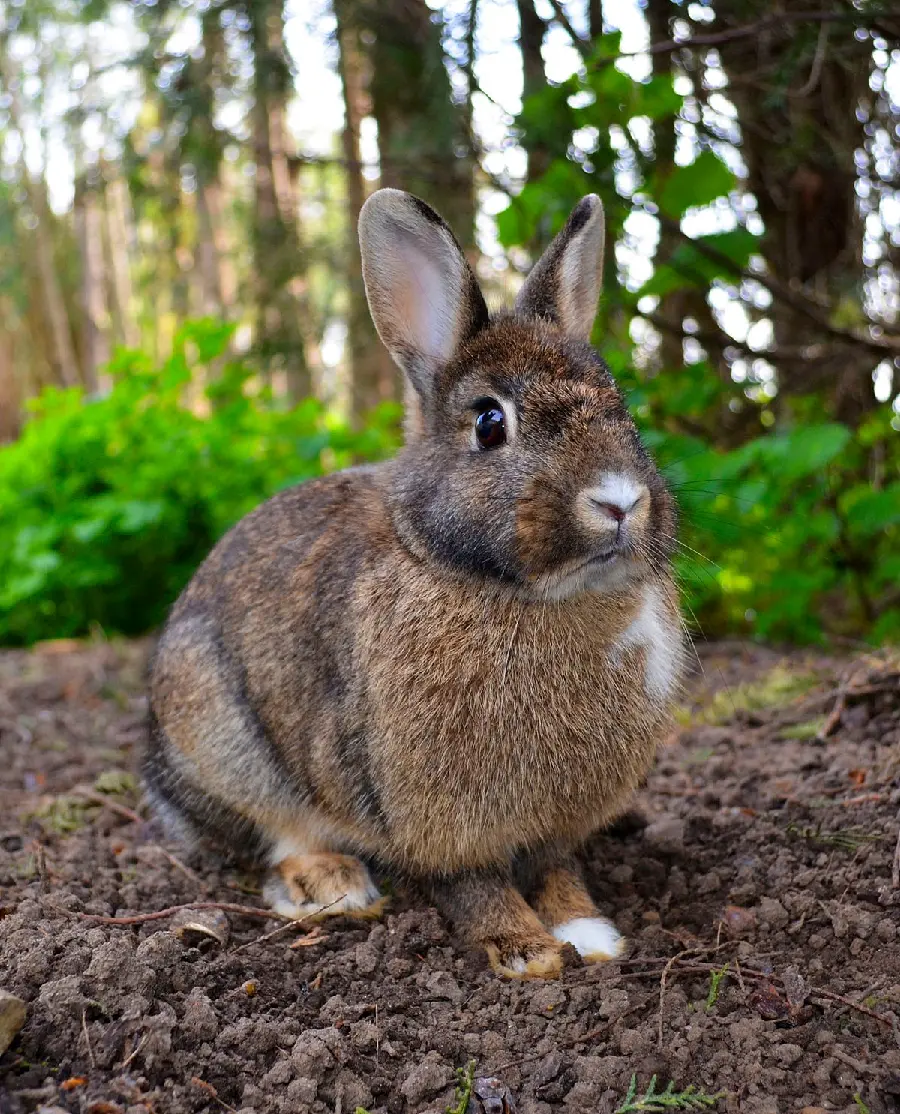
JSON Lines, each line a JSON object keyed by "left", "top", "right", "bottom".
{"left": 37, "top": 976, "right": 86, "bottom": 1020}
{"left": 182, "top": 989, "right": 219, "bottom": 1043}
{"left": 290, "top": 1030, "right": 336, "bottom": 1081}
{"left": 533, "top": 1052, "right": 563, "bottom": 1087}
{"left": 772, "top": 1043, "right": 803, "bottom": 1066}
{"left": 643, "top": 817, "right": 685, "bottom": 854}
{"left": 354, "top": 942, "right": 379, "bottom": 975}
{"left": 530, "top": 984, "right": 566, "bottom": 1015}
{"left": 333, "top": 1069, "right": 373, "bottom": 1112}
{"left": 758, "top": 897, "right": 789, "bottom": 930}
{"left": 0, "top": 990, "right": 26, "bottom": 1055}
{"left": 349, "top": 1019, "right": 379, "bottom": 1051}
{"left": 723, "top": 904, "right": 756, "bottom": 937}
{"left": 287, "top": 1078, "right": 317, "bottom": 1106}
{"left": 425, "top": 970, "right": 464, "bottom": 1005}
{"left": 400, "top": 1051, "right": 451, "bottom": 1105}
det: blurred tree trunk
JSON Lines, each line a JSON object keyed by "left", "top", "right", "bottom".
{"left": 0, "top": 42, "right": 80, "bottom": 390}
{"left": 588, "top": 0, "right": 602, "bottom": 40}
{"left": 103, "top": 174, "right": 140, "bottom": 348}
{"left": 0, "top": 299, "right": 21, "bottom": 442}
{"left": 247, "top": 0, "right": 312, "bottom": 400}
{"left": 516, "top": 0, "right": 548, "bottom": 183}
{"left": 715, "top": 5, "right": 874, "bottom": 425}
{"left": 74, "top": 168, "right": 111, "bottom": 392}
{"left": 364, "top": 0, "right": 476, "bottom": 253}
{"left": 194, "top": 12, "right": 234, "bottom": 321}
{"left": 334, "top": 0, "right": 398, "bottom": 422}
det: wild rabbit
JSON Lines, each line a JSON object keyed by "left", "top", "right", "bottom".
{"left": 144, "top": 189, "right": 685, "bottom": 977}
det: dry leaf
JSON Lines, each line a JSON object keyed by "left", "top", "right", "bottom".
{"left": 170, "top": 908, "right": 230, "bottom": 947}
{"left": 289, "top": 927, "right": 329, "bottom": 949}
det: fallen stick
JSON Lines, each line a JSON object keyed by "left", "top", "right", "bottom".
{"left": 72, "top": 786, "right": 145, "bottom": 825}
{"left": 893, "top": 822, "right": 900, "bottom": 890}
{"left": 61, "top": 901, "right": 295, "bottom": 925}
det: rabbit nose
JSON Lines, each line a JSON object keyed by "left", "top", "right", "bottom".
{"left": 592, "top": 500, "right": 627, "bottom": 523}
{"left": 582, "top": 474, "right": 647, "bottom": 528}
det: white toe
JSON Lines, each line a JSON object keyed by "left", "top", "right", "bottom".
{"left": 551, "top": 917, "right": 624, "bottom": 959}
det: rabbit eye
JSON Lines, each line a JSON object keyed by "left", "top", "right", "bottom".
{"left": 474, "top": 405, "right": 506, "bottom": 450}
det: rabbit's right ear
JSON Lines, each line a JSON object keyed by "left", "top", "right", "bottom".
{"left": 359, "top": 189, "right": 488, "bottom": 399}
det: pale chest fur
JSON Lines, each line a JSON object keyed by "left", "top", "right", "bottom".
{"left": 359, "top": 562, "right": 685, "bottom": 872}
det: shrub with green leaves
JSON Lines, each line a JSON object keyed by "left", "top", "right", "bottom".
{"left": 0, "top": 321, "right": 400, "bottom": 646}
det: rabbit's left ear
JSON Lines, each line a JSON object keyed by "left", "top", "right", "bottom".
{"left": 514, "top": 195, "right": 605, "bottom": 342}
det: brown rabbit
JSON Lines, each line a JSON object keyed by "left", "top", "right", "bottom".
{"left": 144, "top": 189, "right": 685, "bottom": 977}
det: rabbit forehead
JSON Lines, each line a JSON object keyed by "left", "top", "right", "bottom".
{"left": 445, "top": 322, "right": 637, "bottom": 438}
{"left": 446, "top": 316, "right": 615, "bottom": 390}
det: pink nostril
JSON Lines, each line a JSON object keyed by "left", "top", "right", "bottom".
{"left": 593, "top": 500, "right": 626, "bottom": 524}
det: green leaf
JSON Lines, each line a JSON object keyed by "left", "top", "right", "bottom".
{"left": 841, "top": 483, "right": 900, "bottom": 536}
{"left": 658, "top": 151, "right": 737, "bottom": 218}
{"left": 766, "top": 424, "right": 852, "bottom": 480}
{"left": 640, "top": 229, "right": 759, "bottom": 296}
{"left": 634, "top": 74, "right": 683, "bottom": 121}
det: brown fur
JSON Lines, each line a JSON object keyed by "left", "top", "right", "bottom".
{"left": 144, "top": 189, "right": 686, "bottom": 975}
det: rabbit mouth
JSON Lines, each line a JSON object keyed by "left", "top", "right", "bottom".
{"left": 578, "top": 549, "right": 618, "bottom": 571}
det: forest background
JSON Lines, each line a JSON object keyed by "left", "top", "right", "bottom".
{"left": 1, "top": 0, "right": 899, "bottom": 648}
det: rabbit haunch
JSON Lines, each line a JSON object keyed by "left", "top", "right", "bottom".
{"left": 145, "top": 189, "right": 686, "bottom": 978}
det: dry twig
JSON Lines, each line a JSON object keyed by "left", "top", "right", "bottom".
{"left": 191, "top": 1077, "right": 238, "bottom": 1113}
{"left": 81, "top": 1009, "right": 96, "bottom": 1070}
{"left": 72, "top": 786, "right": 144, "bottom": 825}
{"left": 233, "top": 896, "right": 346, "bottom": 952}
{"left": 63, "top": 901, "right": 296, "bottom": 925}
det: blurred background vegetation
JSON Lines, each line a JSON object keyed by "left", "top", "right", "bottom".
{"left": 1, "top": 0, "right": 899, "bottom": 647}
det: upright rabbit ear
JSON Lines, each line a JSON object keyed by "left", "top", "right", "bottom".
{"left": 514, "top": 195, "right": 605, "bottom": 342}
{"left": 359, "top": 189, "right": 489, "bottom": 398}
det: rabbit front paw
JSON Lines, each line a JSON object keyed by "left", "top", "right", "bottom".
{"left": 264, "top": 852, "right": 385, "bottom": 920}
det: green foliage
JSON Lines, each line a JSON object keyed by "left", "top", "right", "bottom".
{"left": 447, "top": 1060, "right": 476, "bottom": 1114}
{"left": 656, "top": 152, "right": 736, "bottom": 219}
{"left": 706, "top": 963, "right": 729, "bottom": 1011}
{"left": 649, "top": 416, "right": 900, "bottom": 643}
{"left": 0, "top": 321, "right": 401, "bottom": 646}
{"left": 615, "top": 1074, "right": 724, "bottom": 1112}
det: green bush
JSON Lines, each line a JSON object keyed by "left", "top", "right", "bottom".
{"left": 603, "top": 348, "right": 900, "bottom": 644}
{"left": 0, "top": 321, "right": 401, "bottom": 645}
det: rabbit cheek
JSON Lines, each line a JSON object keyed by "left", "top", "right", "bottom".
{"left": 514, "top": 474, "right": 581, "bottom": 577}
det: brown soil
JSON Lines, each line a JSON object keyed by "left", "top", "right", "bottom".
{"left": 1, "top": 638, "right": 899, "bottom": 1114}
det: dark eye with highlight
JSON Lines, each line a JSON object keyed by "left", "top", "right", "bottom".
{"left": 474, "top": 403, "right": 506, "bottom": 450}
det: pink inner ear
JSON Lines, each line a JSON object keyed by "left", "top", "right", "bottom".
{"left": 394, "top": 235, "right": 460, "bottom": 362}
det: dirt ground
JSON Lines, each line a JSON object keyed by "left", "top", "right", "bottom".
{"left": 1, "top": 638, "right": 899, "bottom": 1114}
